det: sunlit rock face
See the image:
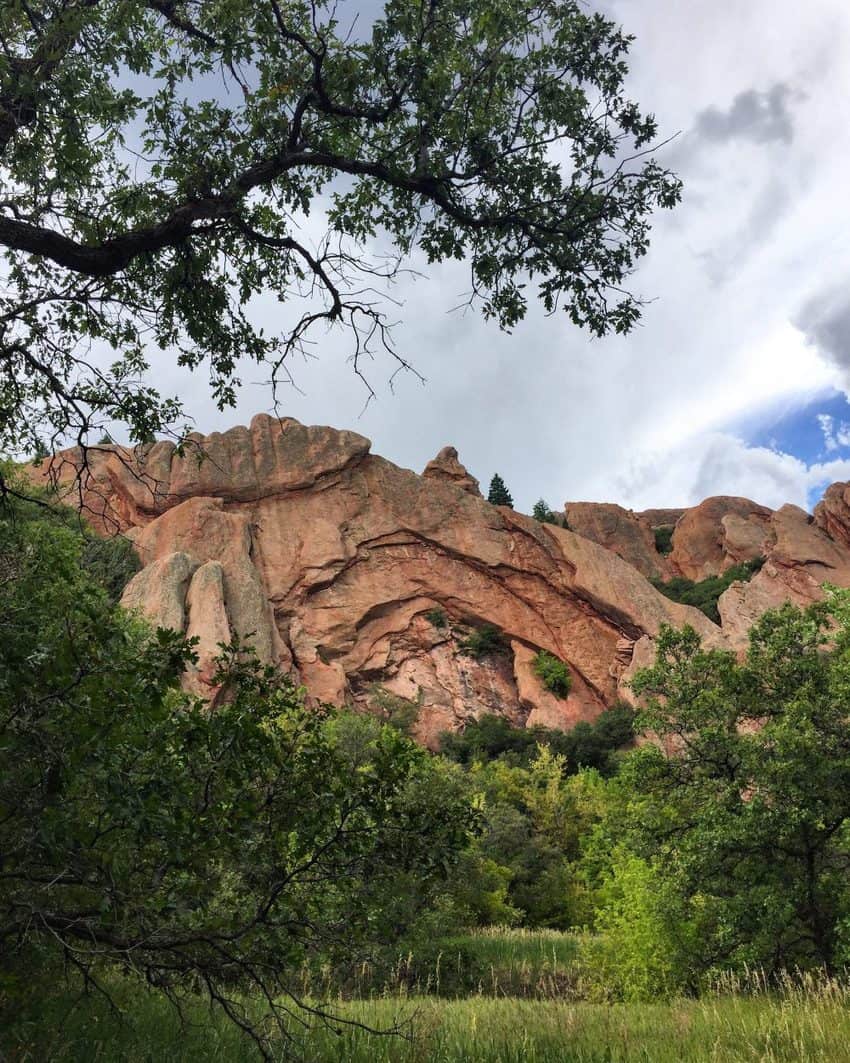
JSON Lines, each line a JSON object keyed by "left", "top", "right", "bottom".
{"left": 563, "top": 501, "right": 669, "bottom": 580}
{"left": 29, "top": 415, "right": 850, "bottom": 746}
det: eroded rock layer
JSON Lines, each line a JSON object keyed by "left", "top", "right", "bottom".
{"left": 29, "top": 415, "right": 850, "bottom": 746}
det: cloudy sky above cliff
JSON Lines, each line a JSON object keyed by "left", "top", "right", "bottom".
{"left": 156, "top": 0, "right": 850, "bottom": 514}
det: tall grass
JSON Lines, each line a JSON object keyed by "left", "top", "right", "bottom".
{"left": 308, "top": 927, "right": 583, "bottom": 1000}
{"left": 8, "top": 977, "right": 850, "bottom": 1062}
{"left": 8, "top": 935, "right": 850, "bottom": 1061}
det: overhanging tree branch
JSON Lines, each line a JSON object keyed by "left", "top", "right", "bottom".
{"left": 0, "top": 0, "right": 680, "bottom": 464}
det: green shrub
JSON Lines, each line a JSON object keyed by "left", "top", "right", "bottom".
{"left": 533, "top": 651, "right": 571, "bottom": 697}
{"left": 426, "top": 607, "right": 448, "bottom": 628}
{"left": 653, "top": 525, "right": 674, "bottom": 555}
{"left": 369, "top": 685, "right": 422, "bottom": 735}
{"left": 580, "top": 854, "right": 699, "bottom": 1001}
{"left": 440, "top": 705, "right": 635, "bottom": 775}
{"left": 651, "top": 556, "right": 765, "bottom": 623}
{"left": 80, "top": 532, "right": 141, "bottom": 604}
{"left": 441, "top": 714, "right": 536, "bottom": 764}
{"left": 557, "top": 704, "right": 635, "bottom": 773}
{"left": 459, "top": 623, "right": 509, "bottom": 659}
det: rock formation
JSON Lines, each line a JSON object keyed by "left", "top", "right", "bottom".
{"left": 563, "top": 502, "right": 668, "bottom": 580}
{"left": 667, "top": 496, "right": 773, "bottom": 580}
{"left": 28, "top": 415, "right": 850, "bottom": 747}
{"left": 423, "top": 446, "right": 482, "bottom": 497}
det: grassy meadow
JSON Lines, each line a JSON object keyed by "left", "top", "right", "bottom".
{"left": 5, "top": 930, "right": 850, "bottom": 1062}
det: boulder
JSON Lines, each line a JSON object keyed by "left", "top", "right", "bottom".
{"left": 184, "top": 561, "right": 231, "bottom": 696}
{"left": 668, "top": 496, "right": 773, "bottom": 580}
{"left": 423, "top": 446, "right": 482, "bottom": 497}
{"left": 121, "top": 551, "right": 197, "bottom": 632}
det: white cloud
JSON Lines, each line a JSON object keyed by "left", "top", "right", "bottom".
{"left": 601, "top": 430, "right": 850, "bottom": 512}
{"left": 816, "top": 412, "right": 850, "bottom": 454}
{"left": 122, "top": 0, "right": 850, "bottom": 515}
{"left": 818, "top": 413, "right": 837, "bottom": 451}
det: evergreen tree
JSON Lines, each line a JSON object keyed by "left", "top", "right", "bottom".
{"left": 488, "top": 474, "right": 514, "bottom": 508}
{"left": 533, "top": 498, "right": 559, "bottom": 524}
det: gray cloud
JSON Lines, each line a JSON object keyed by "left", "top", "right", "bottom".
{"left": 693, "top": 83, "right": 795, "bottom": 145}
{"left": 797, "top": 287, "right": 850, "bottom": 372}
{"left": 697, "top": 177, "right": 791, "bottom": 285}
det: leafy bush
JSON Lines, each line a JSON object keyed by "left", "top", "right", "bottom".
{"left": 651, "top": 557, "right": 764, "bottom": 623}
{"left": 369, "top": 684, "right": 422, "bottom": 735}
{"left": 558, "top": 704, "right": 636, "bottom": 773}
{"left": 653, "top": 525, "right": 674, "bottom": 555}
{"left": 447, "top": 750, "right": 611, "bottom": 929}
{"left": 580, "top": 854, "right": 700, "bottom": 1001}
{"left": 533, "top": 650, "right": 571, "bottom": 697}
{"left": 80, "top": 532, "right": 141, "bottom": 603}
{"left": 425, "top": 607, "right": 448, "bottom": 628}
{"left": 459, "top": 623, "right": 509, "bottom": 659}
{"left": 440, "top": 706, "right": 635, "bottom": 776}
{"left": 441, "top": 714, "right": 536, "bottom": 764}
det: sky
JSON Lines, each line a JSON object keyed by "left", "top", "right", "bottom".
{"left": 144, "top": 0, "right": 850, "bottom": 514}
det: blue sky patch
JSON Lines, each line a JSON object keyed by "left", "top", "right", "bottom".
{"left": 728, "top": 389, "right": 850, "bottom": 508}
{"left": 743, "top": 389, "right": 850, "bottom": 463}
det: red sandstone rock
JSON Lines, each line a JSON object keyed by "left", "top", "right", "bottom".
{"left": 184, "top": 560, "right": 231, "bottom": 697}
{"left": 27, "top": 415, "right": 371, "bottom": 532}
{"left": 636, "top": 508, "right": 687, "bottom": 528}
{"left": 423, "top": 446, "right": 482, "bottom": 497}
{"left": 718, "top": 503, "right": 850, "bottom": 645}
{"left": 30, "top": 418, "right": 850, "bottom": 742}
{"left": 120, "top": 551, "right": 197, "bottom": 632}
{"left": 563, "top": 501, "right": 668, "bottom": 579}
{"left": 668, "top": 496, "right": 773, "bottom": 580}
{"left": 814, "top": 483, "right": 850, "bottom": 548}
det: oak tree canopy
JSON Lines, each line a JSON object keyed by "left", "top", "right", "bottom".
{"left": 0, "top": 0, "right": 680, "bottom": 463}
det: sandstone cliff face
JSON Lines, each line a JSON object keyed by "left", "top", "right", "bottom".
{"left": 30, "top": 416, "right": 724, "bottom": 745}
{"left": 667, "top": 496, "right": 774, "bottom": 580}
{"left": 716, "top": 502, "right": 850, "bottom": 644}
{"left": 563, "top": 502, "right": 668, "bottom": 580}
{"left": 561, "top": 490, "right": 850, "bottom": 653}
{"left": 815, "top": 483, "right": 850, "bottom": 547}
{"left": 31, "top": 416, "right": 850, "bottom": 746}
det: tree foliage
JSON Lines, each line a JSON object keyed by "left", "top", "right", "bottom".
{"left": 78, "top": 528, "right": 141, "bottom": 602}
{"left": 0, "top": 486, "right": 476, "bottom": 1055}
{"left": 532, "top": 498, "right": 560, "bottom": 525}
{"left": 0, "top": 0, "right": 679, "bottom": 467}
{"left": 452, "top": 751, "right": 608, "bottom": 928}
{"left": 587, "top": 595, "right": 850, "bottom": 991}
{"left": 532, "top": 649, "right": 571, "bottom": 697}
{"left": 458, "top": 622, "right": 509, "bottom": 659}
{"left": 487, "top": 474, "right": 514, "bottom": 508}
{"left": 650, "top": 557, "right": 764, "bottom": 623}
{"left": 653, "top": 524, "right": 674, "bottom": 555}
{"left": 440, "top": 705, "right": 635, "bottom": 775}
